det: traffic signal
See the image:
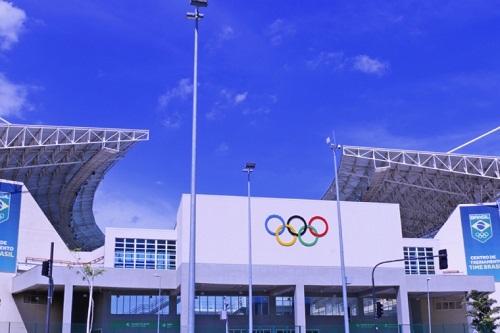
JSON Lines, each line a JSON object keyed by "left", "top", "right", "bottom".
{"left": 438, "top": 249, "right": 448, "bottom": 270}
{"left": 41, "top": 260, "right": 51, "bottom": 277}
{"left": 376, "top": 301, "right": 384, "bottom": 318}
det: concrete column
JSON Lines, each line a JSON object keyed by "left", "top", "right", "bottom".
{"left": 62, "top": 283, "right": 73, "bottom": 333}
{"left": 397, "top": 286, "right": 411, "bottom": 333}
{"left": 180, "top": 268, "right": 190, "bottom": 333}
{"left": 294, "top": 284, "right": 306, "bottom": 333}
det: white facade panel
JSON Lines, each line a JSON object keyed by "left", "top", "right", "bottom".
{"left": 178, "top": 194, "right": 404, "bottom": 268}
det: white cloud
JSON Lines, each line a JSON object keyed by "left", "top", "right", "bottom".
{"left": 158, "top": 78, "right": 192, "bottom": 109}
{"left": 215, "top": 142, "right": 229, "bottom": 155}
{"left": 307, "top": 51, "right": 345, "bottom": 70}
{"left": 162, "top": 111, "right": 182, "bottom": 129}
{"left": 0, "top": 1, "right": 26, "bottom": 50}
{"left": 266, "top": 19, "right": 295, "bottom": 46}
{"left": 158, "top": 78, "right": 193, "bottom": 129}
{"left": 219, "top": 25, "right": 234, "bottom": 41}
{"left": 0, "top": 73, "right": 30, "bottom": 117}
{"left": 207, "top": 89, "right": 248, "bottom": 120}
{"left": 234, "top": 91, "right": 248, "bottom": 104}
{"left": 352, "top": 55, "right": 389, "bottom": 75}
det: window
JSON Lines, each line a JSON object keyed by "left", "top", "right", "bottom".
{"left": 114, "top": 238, "right": 176, "bottom": 270}
{"left": 404, "top": 247, "right": 435, "bottom": 275}
{"left": 275, "top": 296, "right": 294, "bottom": 316}
{"left": 363, "top": 298, "right": 397, "bottom": 316}
{"left": 194, "top": 295, "right": 248, "bottom": 315}
{"left": 111, "top": 295, "right": 169, "bottom": 315}
{"left": 435, "top": 301, "right": 463, "bottom": 310}
{"left": 307, "top": 297, "right": 358, "bottom": 316}
{"left": 23, "top": 294, "right": 47, "bottom": 304}
{"left": 253, "top": 296, "right": 269, "bottom": 315}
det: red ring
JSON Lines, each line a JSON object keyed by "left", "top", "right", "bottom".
{"left": 308, "top": 215, "right": 329, "bottom": 237}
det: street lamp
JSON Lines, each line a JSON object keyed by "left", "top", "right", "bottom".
{"left": 154, "top": 274, "right": 162, "bottom": 333}
{"left": 427, "top": 278, "right": 432, "bottom": 333}
{"left": 326, "top": 136, "right": 350, "bottom": 333}
{"left": 186, "top": 1, "right": 207, "bottom": 333}
{"left": 243, "top": 162, "right": 256, "bottom": 333}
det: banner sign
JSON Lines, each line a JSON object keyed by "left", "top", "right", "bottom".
{"left": 0, "top": 182, "right": 22, "bottom": 273}
{"left": 111, "top": 321, "right": 179, "bottom": 329}
{"left": 460, "top": 205, "right": 500, "bottom": 282}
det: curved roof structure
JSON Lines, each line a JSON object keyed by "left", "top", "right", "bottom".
{"left": 0, "top": 121, "right": 149, "bottom": 250}
{"left": 323, "top": 145, "right": 500, "bottom": 238}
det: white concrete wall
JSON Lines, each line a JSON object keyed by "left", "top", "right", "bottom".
{"left": 178, "top": 194, "right": 404, "bottom": 268}
{"left": 434, "top": 207, "right": 467, "bottom": 275}
{"left": 0, "top": 182, "right": 102, "bottom": 325}
{"left": 435, "top": 204, "right": 500, "bottom": 329}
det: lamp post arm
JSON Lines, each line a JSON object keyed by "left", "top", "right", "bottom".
{"left": 371, "top": 254, "right": 444, "bottom": 319}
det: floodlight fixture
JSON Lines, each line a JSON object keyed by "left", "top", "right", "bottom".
{"left": 190, "top": 0, "right": 207, "bottom": 7}
{"left": 243, "top": 162, "right": 256, "bottom": 173}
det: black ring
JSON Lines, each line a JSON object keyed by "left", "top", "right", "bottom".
{"left": 286, "top": 215, "right": 307, "bottom": 236}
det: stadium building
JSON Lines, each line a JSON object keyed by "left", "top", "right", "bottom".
{"left": 0, "top": 120, "right": 499, "bottom": 333}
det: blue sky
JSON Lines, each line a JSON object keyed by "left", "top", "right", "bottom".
{"left": 1, "top": 0, "right": 499, "bottom": 230}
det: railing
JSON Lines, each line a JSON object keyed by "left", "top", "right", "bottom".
{"left": 0, "top": 322, "right": 473, "bottom": 333}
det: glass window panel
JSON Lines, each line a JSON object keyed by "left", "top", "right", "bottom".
{"left": 208, "top": 296, "right": 216, "bottom": 313}
{"left": 216, "top": 296, "right": 224, "bottom": 312}
{"left": 111, "top": 295, "right": 118, "bottom": 314}
{"left": 117, "top": 295, "right": 124, "bottom": 315}
{"left": 276, "top": 296, "right": 293, "bottom": 315}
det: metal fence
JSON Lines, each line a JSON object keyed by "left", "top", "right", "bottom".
{"left": 0, "top": 323, "right": 473, "bottom": 333}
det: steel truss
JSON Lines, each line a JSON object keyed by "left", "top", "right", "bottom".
{"left": 324, "top": 146, "right": 500, "bottom": 238}
{"left": 0, "top": 123, "right": 149, "bottom": 250}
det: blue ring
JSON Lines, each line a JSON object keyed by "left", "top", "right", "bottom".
{"left": 265, "top": 214, "right": 285, "bottom": 236}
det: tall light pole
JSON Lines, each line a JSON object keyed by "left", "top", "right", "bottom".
{"left": 426, "top": 278, "right": 432, "bottom": 333}
{"left": 186, "top": 1, "right": 206, "bottom": 333}
{"left": 154, "top": 274, "right": 162, "bottom": 333}
{"left": 243, "top": 162, "right": 256, "bottom": 333}
{"left": 326, "top": 137, "right": 350, "bottom": 333}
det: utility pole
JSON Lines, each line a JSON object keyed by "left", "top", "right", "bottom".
{"left": 186, "top": 1, "right": 207, "bottom": 333}
{"left": 243, "top": 162, "right": 256, "bottom": 333}
{"left": 327, "top": 136, "right": 350, "bottom": 333}
{"left": 43, "top": 242, "right": 54, "bottom": 333}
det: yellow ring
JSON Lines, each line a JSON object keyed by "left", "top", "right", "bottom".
{"left": 275, "top": 224, "right": 297, "bottom": 247}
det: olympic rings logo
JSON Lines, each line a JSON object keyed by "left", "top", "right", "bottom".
{"left": 265, "top": 214, "right": 329, "bottom": 247}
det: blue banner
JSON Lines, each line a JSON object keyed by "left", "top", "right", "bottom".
{"left": 0, "top": 182, "right": 22, "bottom": 273}
{"left": 460, "top": 205, "right": 500, "bottom": 282}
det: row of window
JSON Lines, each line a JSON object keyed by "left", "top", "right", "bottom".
{"left": 404, "top": 247, "right": 435, "bottom": 275}
{"left": 23, "top": 294, "right": 47, "bottom": 304}
{"left": 110, "top": 295, "right": 398, "bottom": 317}
{"left": 308, "top": 297, "right": 397, "bottom": 317}
{"left": 114, "top": 238, "right": 176, "bottom": 270}
{"left": 111, "top": 295, "right": 169, "bottom": 315}
{"left": 113, "top": 239, "right": 433, "bottom": 278}
{"left": 435, "top": 301, "right": 463, "bottom": 310}
{"left": 194, "top": 296, "right": 293, "bottom": 316}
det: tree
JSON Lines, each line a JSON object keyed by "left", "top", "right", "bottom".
{"left": 69, "top": 251, "right": 105, "bottom": 333}
{"left": 466, "top": 290, "right": 500, "bottom": 333}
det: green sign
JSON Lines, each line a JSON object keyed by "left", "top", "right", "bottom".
{"left": 111, "top": 321, "right": 179, "bottom": 329}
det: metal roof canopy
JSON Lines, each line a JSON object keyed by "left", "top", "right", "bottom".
{"left": 323, "top": 146, "right": 500, "bottom": 238}
{"left": 0, "top": 122, "right": 149, "bottom": 250}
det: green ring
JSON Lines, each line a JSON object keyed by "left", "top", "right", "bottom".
{"left": 298, "top": 225, "right": 319, "bottom": 247}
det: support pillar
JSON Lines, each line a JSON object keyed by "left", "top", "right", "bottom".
{"left": 62, "top": 284, "right": 73, "bottom": 333}
{"left": 397, "top": 286, "right": 411, "bottom": 333}
{"left": 294, "top": 284, "right": 306, "bottom": 333}
{"left": 180, "top": 268, "right": 190, "bottom": 333}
